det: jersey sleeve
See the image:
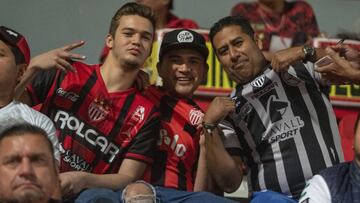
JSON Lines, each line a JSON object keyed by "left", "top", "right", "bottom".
{"left": 218, "top": 116, "right": 243, "bottom": 157}
{"left": 298, "top": 175, "right": 331, "bottom": 203}
{"left": 27, "top": 69, "right": 57, "bottom": 105}
{"left": 125, "top": 108, "right": 160, "bottom": 164}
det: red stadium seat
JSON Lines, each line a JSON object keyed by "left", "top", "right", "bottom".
{"left": 337, "top": 113, "right": 359, "bottom": 161}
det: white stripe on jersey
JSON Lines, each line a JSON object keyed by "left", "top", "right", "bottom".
{"left": 270, "top": 70, "right": 312, "bottom": 190}
{"left": 238, "top": 120, "right": 267, "bottom": 191}
{"left": 322, "top": 93, "right": 344, "bottom": 162}
{"left": 292, "top": 67, "right": 332, "bottom": 168}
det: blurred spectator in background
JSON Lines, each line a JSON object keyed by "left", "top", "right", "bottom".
{"left": 135, "top": 0, "right": 199, "bottom": 29}
{"left": 231, "top": 0, "right": 319, "bottom": 59}
{"left": 100, "top": 0, "right": 199, "bottom": 63}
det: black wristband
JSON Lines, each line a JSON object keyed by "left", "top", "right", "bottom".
{"left": 203, "top": 122, "right": 217, "bottom": 134}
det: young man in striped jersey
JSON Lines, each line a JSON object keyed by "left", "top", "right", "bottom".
{"left": 203, "top": 15, "right": 344, "bottom": 202}
{"left": 121, "top": 29, "right": 236, "bottom": 203}
{"left": 16, "top": 3, "right": 161, "bottom": 202}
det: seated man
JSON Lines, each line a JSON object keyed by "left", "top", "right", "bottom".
{"left": 203, "top": 15, "right": 345, "bottom": 202}
{"left": 0, "top": 123, "right": 60, "bottom": 203}
{"left": 0, "top": 26, "right": 59, "bottom": 162}
{"left": 121, "top": 29, "right": 236, "bottom": 203}
{"left": 16, "top": 3, "right": 161, "bottom": 202}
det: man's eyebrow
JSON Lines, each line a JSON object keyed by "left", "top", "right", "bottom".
{"left": 121, "top": 27, "right": 153, "bottom": 37}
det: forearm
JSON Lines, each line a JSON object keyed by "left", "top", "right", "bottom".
{"left": 79, "top": 171, "right": 138, "bottom": 190}
{"left": 204, "top": 129, "right": 243, "bottom": 193}
{"left": 193, "top": 145, "right": 209, "bottom": 191}
{"left": 14, "top": 65, "right": 39, "bottom": 104}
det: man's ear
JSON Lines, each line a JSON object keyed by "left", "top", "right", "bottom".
{"left": 254, "top": 34, "right": 263, "bottom": 50}
{"left": 106, "top": 34, "right": 114, "bottom": 49}
{"left": 16, "top": 63, "right": 27, "bottom": 84}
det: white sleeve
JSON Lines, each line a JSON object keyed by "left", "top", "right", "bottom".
{"left": 34, "top": 113, "right": 61, "bottom": 163}
{"left": 298, "top": 175, "right": 331, "bottom": 203}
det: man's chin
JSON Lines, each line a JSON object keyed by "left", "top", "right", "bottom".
{"left": 174, "top": 87, "right": 193, "bottom": 98}
{"left": 12, "top": 188, "right": 46, "bottom": 203}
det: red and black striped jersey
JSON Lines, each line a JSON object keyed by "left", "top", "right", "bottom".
{"left": 28, "top": 62, "right": 160, "bottom": 174}
{"left": 142, "top": 86, "right": 204, "bottom": 191}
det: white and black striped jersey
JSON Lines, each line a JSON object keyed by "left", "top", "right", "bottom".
{"left": 219, "top": 62, "right": 344, "bottom": 198}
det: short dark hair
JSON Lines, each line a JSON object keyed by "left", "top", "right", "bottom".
{"left": 0, "top": 123, "right": 54, "bottom": 156}
{"left": 109, "top": 2, "right": 156, "bottom": 38}
{"left": 209, "top": 15, "right": 255, "bottom": 47}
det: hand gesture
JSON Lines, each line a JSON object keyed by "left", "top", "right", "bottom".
{"left": 29, "top": 41, "right": 86, "bottom": 73}
{"left": 315, "top": 46, "right": 360, "bottom": 84}
{"left": 203, "top": 97, "right": 235, "bottom": 124}
{"left": 271, "top": 47, "right": 303, "bottom": 72}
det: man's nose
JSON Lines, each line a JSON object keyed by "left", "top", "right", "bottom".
{"left": 178, "top": 63, "right": 191, "bottom": 72}
{"left": 229, "top": 47, "right": 240, "bottom": 62}
{"left": 18, "top": 158, "right": 36, "bottom": 179}
{"left": 131, "top": 34, "right": 141, "bottom": 46}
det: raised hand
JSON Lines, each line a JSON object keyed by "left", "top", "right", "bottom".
{"left": 315, "top": 46, "right": 360, "bottom": 84}
{"left": 28, "top": 41, "right": 86, "bottom": 73}
{"left": 271, "top": 47, "right": 304, "bottom": 72}
{"left": 203, "top": 97, "right": 235, "bottom": 125}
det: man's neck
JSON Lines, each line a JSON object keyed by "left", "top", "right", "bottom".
{"left": 0, "top": 91, "right": 13, "bottom": 108}
{"left": 100, "top": 56, "right": 139, "bottom": 93}
{"left": 258, "top": 1, "right": 285, "bottom": 14}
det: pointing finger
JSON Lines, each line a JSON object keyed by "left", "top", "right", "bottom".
{"left": 62, "top": 40, "right": 85, "bottom": 51}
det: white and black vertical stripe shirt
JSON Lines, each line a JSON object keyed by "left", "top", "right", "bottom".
{"left": 219, "top": 62, "right": 344, "bottom": 198}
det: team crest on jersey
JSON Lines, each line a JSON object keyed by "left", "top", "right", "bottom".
{"left": 281, "top": 72, "right": 301, "bottom": 86}
{"left": 189, "top": 108, "right": 204, "bottom": 126}
{"left": 239, "top": 102, "right": 253, "bottom": 119}
{"left": 88, "top": 98, "right": 110, "bottom": 122}
{"left": 251, "top": 75, "right": 265, "bottom": 87}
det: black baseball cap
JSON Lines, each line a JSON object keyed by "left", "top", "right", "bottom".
{"left": 0, "top": 26, "right": 30, "bottom": 64}
{"left": 159, "top": 29, "right": 209, "bottom": 60}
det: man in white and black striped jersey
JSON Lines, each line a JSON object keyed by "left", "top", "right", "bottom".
{"left": 201, "top": 15, "right": 345, "bottom": 202}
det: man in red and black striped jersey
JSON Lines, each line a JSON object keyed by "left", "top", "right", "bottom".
{"left": 16, "top": 3, "right": 160, "bottom": 202}
{"left": 121, "top": 29, "right": 236, "bottom": 203}
{"left": 203, "top": 15, "right": 346, "bottom": 202}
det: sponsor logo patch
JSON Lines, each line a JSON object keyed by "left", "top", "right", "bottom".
{"left": 56, "top": 88, "right": 79, "bottom": 102}
{"left": 177, "top": 30, "right": 194, "bottom": 43}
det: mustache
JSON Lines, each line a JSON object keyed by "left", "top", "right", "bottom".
{"left": 13, "top": 179, "right": 42, "bottom": 190}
